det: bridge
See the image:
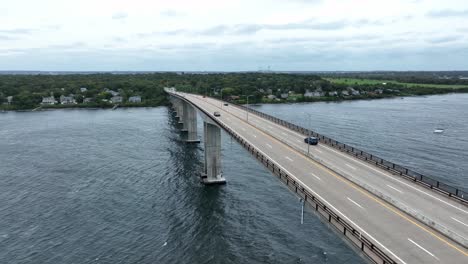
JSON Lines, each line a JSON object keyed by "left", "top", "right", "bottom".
{"left": 165, "top": 88, "right": 468, "bottom": 264}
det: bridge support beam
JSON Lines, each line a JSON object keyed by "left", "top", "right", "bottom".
{"left": 177, "top": 101, "right": 185, "bottom": 126}
{"left": 180, "top": 101, "right": 188, "bottom": 132}
{"left": 183, "top": 102, "right": 200, "bottom": 143}
{"left": 201, "top": 121, "right": 225, "bottom": 184}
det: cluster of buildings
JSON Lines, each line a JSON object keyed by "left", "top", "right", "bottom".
{"left": 41, "top": 88, "right": 142, "bottom": 105}
{"left": 262, "top": 86, "right": 387, "bottom": 100}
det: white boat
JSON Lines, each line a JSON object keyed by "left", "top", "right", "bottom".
{"left": 434, "top": 129, "right": 444, "bottom": 133}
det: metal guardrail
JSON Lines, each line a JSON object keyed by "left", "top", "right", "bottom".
{"left": 230, "top": 101, "right": 468, "bottom": 204}
{"left": 168, "top": 92, "right": 397, "bottom": 264}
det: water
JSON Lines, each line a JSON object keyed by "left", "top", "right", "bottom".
{"left": 0, "top": 93, "right": 466, "bottom": 263}
{"left": 0, "top": 108, "right": 360, "bottom": 264}
{"left": 254, "top": 93, "right": 468, "bottom": 189}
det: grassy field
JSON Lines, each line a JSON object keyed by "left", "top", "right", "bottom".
{"left": 325, "top": 78, "right": 468, "bottom": 89}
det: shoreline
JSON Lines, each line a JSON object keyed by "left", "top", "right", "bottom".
{"left": 1, "top": 92, "right": 467, "bottom": 113}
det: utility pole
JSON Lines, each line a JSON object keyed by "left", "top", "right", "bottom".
{"left": 246, "top": 95, "right": 253, "bottom": 122}
{"left": 307, "top": 113, "right": 311, "bottom": 155}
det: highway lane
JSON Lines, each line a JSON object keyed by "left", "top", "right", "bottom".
{"left": 174, "top": 92, "right": 468, "bottom": 263}
{"left": 196, "top": 94, "right": 468, "bottom": 247}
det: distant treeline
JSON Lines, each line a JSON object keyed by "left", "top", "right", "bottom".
{"left": 1, "top": 72, "right": 468, "bottom": 110}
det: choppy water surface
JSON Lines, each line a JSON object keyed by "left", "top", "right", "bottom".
{"left": 254, "top": 93, "right": 468, "bottom": 189}
{"left": 0, "top": 93, "right": 466, "bottom": 264}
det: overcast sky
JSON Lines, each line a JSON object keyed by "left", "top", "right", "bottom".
{"left": 1, "top": 0, "right": 467, "bottom": 71}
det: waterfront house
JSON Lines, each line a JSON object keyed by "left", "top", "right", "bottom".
{"left": 41, "top": 96, "right": 56, "bottom": 105}
{"left": 304, "top": 89, "right": 324, "bottom": 97}
{"left": 280, "top": 93, "right": 289, "bottom": 99}
{"left": 80, "top": 87, "right": 88, "bottom": 92}
{"left": 106, "top": 89, "right": 119, "bottom": 97}
{"left": 374, "top": 89, "right": 383, "bottom": 94}
{"left": 110, "top": 96, "right": 123, "bottom": 103}
{"left": 83, "top": 98, "right": 93, "bottom": 103}
{"left": 328, "top": 91, "right": 338, "bottom": 96}
{"left": 60, "top": 95, "right": 76, "bottom": 105}
{"left": 266, "top": 95, "right": 276, "bottom": 100}
{"left": 341, "top": 90, "right": 350, "bottom": 96}
{"left": 128, "top": 96, "right": 141, "bottom": 103}
{"left": 346, "top": 87, "right": 360, "bottom": 96}
{"left": 7, "top": 96, "right": 13, "bottom": 105}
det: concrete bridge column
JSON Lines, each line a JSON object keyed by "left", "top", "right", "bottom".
{"left": 201, "top": 121, "right": 226, "bottom": 184}
{"left": 184, "top": 103, "right": 200, "bottom": 143}
{"left": 170, "top": 97, "right": 181, "bottom": 119}
{"left": 175, "top": 99, "right": 184, "bottom": 125}
{"left": 180, "top": 101, "right": 189, "bottom": 132}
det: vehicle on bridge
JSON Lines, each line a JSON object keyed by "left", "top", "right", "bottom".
{"left": 304, "top": 136, "right": 318, "bottom": 145}
{"left": 224, "top": 103, "right": 228, "bottom": 106}
{"left": 214, "top": 111, "right": 221, "bottom": 117}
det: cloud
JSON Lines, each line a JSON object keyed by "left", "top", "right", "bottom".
{"left": 160, "top": 9, "right": 185, "bottom": 17}
{"left": 0, "top": 35, "right": 16, "bottom": 40}
{"left": 145, "top": 19, "right": 355, "bottom": 37}
{"left": 427, "top": 35, "right": 463, "bottom": 44}
{"left": 427, "top": 9, "right": 468, "bottom": 18}
{"left": 0, "top": 28, "right": 35, "bottom": 34}
{"left": 112, "top": 12, "right": 128, "bottom": 20}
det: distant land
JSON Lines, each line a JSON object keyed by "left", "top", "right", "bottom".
{"left": 1, "top": 71, "right": 468, "bottom": 111}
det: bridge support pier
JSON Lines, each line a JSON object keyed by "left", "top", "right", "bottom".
{"left": 177, "top": 100, "right": 185, "bottom": 126}
{"left": 170, "top": 98, "right": 179, "bottom": 118}
{"left": 183, "top": 102, "right": 200, "bottom": 143}
{"left": 201, "top": 121, "right": 225, "bottom": 185}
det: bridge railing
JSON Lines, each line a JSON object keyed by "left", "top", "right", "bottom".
{"left": 230, "top": 101, "right": 467, "bottom": 204}
{"left": 169, "top": 92, "right": 397, "bottom": 264}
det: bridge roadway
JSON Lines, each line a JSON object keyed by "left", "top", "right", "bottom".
{"left": 174, "top": 91, "right": 468, "bottom": 264}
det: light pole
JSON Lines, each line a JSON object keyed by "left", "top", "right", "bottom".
{"left": 305, "top": 112, "right": 312, "bottom": 155}
{"left": 246, "top": 95, "right": 253, "bottom": 122}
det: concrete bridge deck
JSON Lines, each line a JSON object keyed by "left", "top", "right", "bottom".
{"left": 169, "top": 91, "right": 468, "bottom": 264}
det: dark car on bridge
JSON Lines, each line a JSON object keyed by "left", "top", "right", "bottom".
{"left": 304, "top": 137, "right": 318, "bottom": 145}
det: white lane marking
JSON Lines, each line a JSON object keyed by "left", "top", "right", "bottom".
{"left": 169, "top": 93, "right": 409, "bottom": 264}
{"left": 297, "top": 139, "right": 302, "bottom": 143}
{"left": 387, "top": 185, "right": 403, "bottom": 194}
{"left": 310, "top": 173, "right": 321, "bottom": 181}
{"left": 315, "top": 148, "right": 323, "bottom": 153}
{"left": 347, "top": 197, "right": 364, "bottom": 209}
{"left": 319, "top": 143, "right": 468, "bottom": 214}
{"left": 241, "top": 128, "right": 246, "bottom": 131}
{"left": 266, "top": 143, "right": 273, "bottom": 149}
{"left": 345, "top": 163, "right": 357, "bottom": 170}
{"left": 408, "top": 238, "right": 439, "bottom": 260}
{"left": 230, "top": 104, "right": 466, "bottom": 213}
{"left": 268, "top": 125, "right": 273, "bottom": 129}
{"left": 285, "top": 156, "right": 294, "bottom": 162}
{"left": 282, "top": 132, "right": 287, "bottom": 136}
{"left": 451, "top": 217, "right": 468, "bottom": 227}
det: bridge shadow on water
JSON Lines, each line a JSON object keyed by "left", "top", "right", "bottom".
{"left": 159, "top": 107, "right": 230, "bottom": 263}
{"left": 158, "top": 106, "right": 364, "bottom": 264}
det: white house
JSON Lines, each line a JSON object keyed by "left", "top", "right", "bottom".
{"left": 104, "top": 88, "right": 119, "bottom": 96}
{"left": 128, "top": 96, "right": 141, "bottom": 103}
{"left": 328, "top": 91, "right": 338, "bottom": 96}
{"left": 280, "top": 93, "right": 289, "bottom": 99}
{"left": 267, "top": 95, "right": 276, "bottom": 100}
{"left": 80, "top": 87, "right": 88, "bottom": 92}
{"left": 60, "top": 95, "right": 76, "bottom": 104}
{"left": 6, "top": 96, "right": 13, "bottom": 104}
{"left": 341, "top": 90, "right": 349, "bottom": 96}
{"left": 83, "top": 98, "right": 93, "bottom": 103}
{"left": 41, "top": 96, "right": 56, "bottom": 105}
{"left": 110, "top": 96, "right": 123, "bottom": 103}
{"left": 304, "top": 89, "right": 324, "bottom": 97}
